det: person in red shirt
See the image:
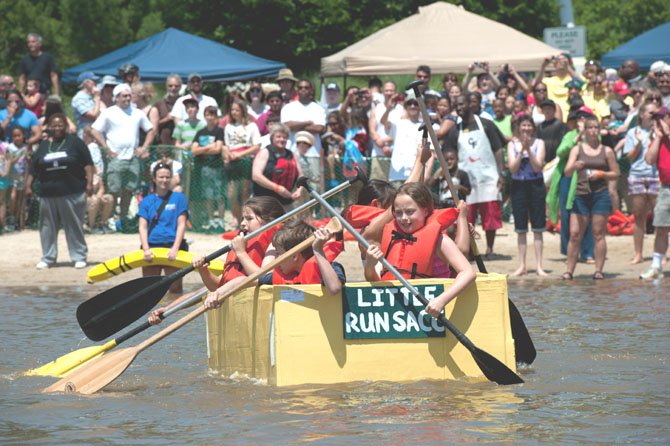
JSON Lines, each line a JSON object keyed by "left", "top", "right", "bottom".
{"left": 640, "top": 107, "right": 670, "bottom": 279}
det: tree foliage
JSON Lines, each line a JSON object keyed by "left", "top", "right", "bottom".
{"left": 0, "top": 0, "right": 664, "bottom": 80}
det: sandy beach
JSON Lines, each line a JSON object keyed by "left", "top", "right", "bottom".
{"left": 0, "top": 222, "right": 658, "bottom": 288}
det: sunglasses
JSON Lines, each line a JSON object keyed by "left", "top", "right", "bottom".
{"left": 250, "top": 88, "right": 262, "bottom": 93}
{"left": 534, "top": 88, "right": 547, "bottom": 92}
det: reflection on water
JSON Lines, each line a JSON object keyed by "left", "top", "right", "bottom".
{"left": 1, "top": 280, "right": 669, "bottom": 444}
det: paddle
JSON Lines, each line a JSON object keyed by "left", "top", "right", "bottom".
{"left": 26, "top": 287, "right": 208, "bottom": 378}
{"left": 298, "top": 176, "right": 523, "bottom": 385}
{"left": 406, "top": 80, "right": 537, "bottom": 366}
{"left": 77, "top": 169, "right": 367, "bottom": 342}
{"left": 44, "top": 218, "right": 343, "bottom": 394}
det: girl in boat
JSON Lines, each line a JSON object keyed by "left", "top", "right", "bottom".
{"left": 148, "top": 195, "right": 284, "bottom": 324}
{"left": 364, "top": 182, "right": 476, "bottom": 318}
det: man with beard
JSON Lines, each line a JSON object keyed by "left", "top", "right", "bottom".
{"left": 444, "top": 93, "right": 505, "bottom": 257}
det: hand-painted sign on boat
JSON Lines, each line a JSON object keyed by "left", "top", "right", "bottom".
{"left": 343, "top": 284, "right": 445, "bottom": 339}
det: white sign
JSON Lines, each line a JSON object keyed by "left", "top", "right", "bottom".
{"left": 544, "top": 26, "right": 586, "bottom": 57}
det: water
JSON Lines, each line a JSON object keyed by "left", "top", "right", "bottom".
{"left": 1, "top": 281, "right": 669, "bottom": 445}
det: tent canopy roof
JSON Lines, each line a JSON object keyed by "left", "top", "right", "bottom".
{"left": 63, "top": 28, "right": 285, "bottom": 83}
{"left": 601, "top": 22, "right": 670, "bottom": 69}
{"left": 321, "top": 2, "right": 561, "bottom": 76}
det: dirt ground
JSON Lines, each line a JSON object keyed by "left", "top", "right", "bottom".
{"left": 0, "top": 222, "right": 660, "bottom": 291}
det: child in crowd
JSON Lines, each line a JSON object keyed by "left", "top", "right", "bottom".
{"left": 191, "top": 105, "right": 225, "bottom": 231}
{"left": 172, "top": 98, "right": 205, "bottom": 160}
{"left": 6, "top": 127, "right": 29, "bottom": 231}
{"left": 83, "top": 127, "right": 114, "bottom": 234}
{"left": 0, "top": 138, "right": 12, "bottom": 232}
{"left": 150, "top": 146, "right": 183, "bottom": 192}
{"left": 148, "top": 195, "right": 286, "bottom": 324}
{"left": 294, "top": 131, "right": 320, "bottom": 195}
{"left": 203, "top": 219, "right": 346, "bottom": 309}
{"left": 364, "top": 182, "right": 476, "bottom": 318}
{"left": 433, "top": 147, "right": 471, "bottom": 210}
{"left": 23, "top": 78, "right": 45, "bottom": 117}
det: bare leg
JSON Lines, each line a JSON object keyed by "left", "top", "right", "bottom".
{"left": 534, "top": 231, "right": 548, "bottom": 276}
{"left": 566, "top": 213, "right": 589, "bottom": 275}
{"left": 119, "top": 190, "right": 132, "bottom": 218}
{"left": 164, "top": 266, "right": 183, "bottom": 294}
{"left": 512, "top": 232, "right": 527, "bottom": 276}
{"left": 485, "top": 230, "right": 496, "bottom": 255}
{"left": 228, "top": 181, "right": 240, "bottom": 228}
{"left": 592, "top": 213, "right": 608, "bottom": 275}
{"left": 630, "top": 194, "right": 649, "bottom": 265}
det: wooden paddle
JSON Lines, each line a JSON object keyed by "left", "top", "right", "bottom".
{"left": 77, "top": 170, "right": 366, "bottom": 342}
{"left": 26, "top": 287, "right": 208, "bottom": 378}
{"left": 298, "top": 176, "right": 523, "bottom": 385}
{"left": 44, "top": 218, "right": 343, "bottom": 394}
{"left": 406, "top": 80, "right": 537, "bottom": 366}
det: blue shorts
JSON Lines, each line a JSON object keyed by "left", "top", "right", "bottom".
{"left": 572, "top": 188, "right": 612, "bottom": 216}
{"left": 0, "top": 177, "right": 9, "bottom": 190}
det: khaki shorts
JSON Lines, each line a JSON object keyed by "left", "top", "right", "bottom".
{"left": 653, "top": 186, "right": 670, "bottom": 227}
{"left": 369, "top": 157, "right": 391, "bottom": 181}
{"left": 106, "top": 158, "right": 141, "bottom": 194}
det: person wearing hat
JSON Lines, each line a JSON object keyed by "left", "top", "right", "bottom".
{"left": 72, "top": 71, "right": 101, "bottom": 137}
{"left": 170, "top": 73, "right": 219, "bottom": 124}
{"left": 322, "top": 82, "right": 341, "bottom": 114}
{"left": 546, "top": 105, "right": 596, "bottom": 263}
{"left": 90, "top": 83, "right": 155, "bottom": 219}
{"left": 117, "top": 63, "right": 139, "bottom": 86}
{"left": 294, "top": 130, "right": 319, "bottom": 193}
{"left": 276, "top": 68, "right": 298, "bottom": 104}
{"left": 97, "top": 75, "right": 119, "bottom": 109}
{"left": 537, "top": 98, "right": 567, "bottom": 163}
{"left": 640, "top": 106, "right": 670, "bottom": 279}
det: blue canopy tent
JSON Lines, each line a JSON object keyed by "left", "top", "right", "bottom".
{"left": 62, "top": 28, "right": 285, "bottom": 83}
{"left": 601, "top": 22, "right": 670, "bottom": 69}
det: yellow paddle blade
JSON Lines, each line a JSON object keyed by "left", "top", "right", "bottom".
{"left": 24, "top": 340, "right": 117, "bottom": 378}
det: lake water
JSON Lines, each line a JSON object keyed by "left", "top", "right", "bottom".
{"left": 1, "top": 280, "right": 668, "bottom": 445}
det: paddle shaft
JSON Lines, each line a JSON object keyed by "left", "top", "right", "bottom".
{"left": 83, "top": 173, "right": 362, "bottom": 330}
{"left": 407, "top": 80, "right": 536, "bottom": 365}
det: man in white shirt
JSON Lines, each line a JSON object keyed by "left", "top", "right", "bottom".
{"left": 281, "top": 79, "right": 325, "bottom": 191}
{"left": 170, "top": 73, "right": 219, "bottom": 123}
{"left": 368, "top": 80, "right": 403, "bottom": 180}
{"left": 91, "top": 83, "right": 155, "bottom": 218}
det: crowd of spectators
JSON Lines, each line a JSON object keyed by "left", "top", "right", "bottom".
{"left": 1, "top": 32, "right": 669, "bottom": 280}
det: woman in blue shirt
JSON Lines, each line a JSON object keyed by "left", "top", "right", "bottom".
{"left": 138, "top": 162, "right": 189, "bottom": 293}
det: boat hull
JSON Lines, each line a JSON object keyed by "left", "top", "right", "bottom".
{"left": 206, "top": 274, "right": 516, "bottom": 386}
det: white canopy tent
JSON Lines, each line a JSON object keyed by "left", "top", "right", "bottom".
{"left": 321, "top": 2, "right": 562, "bottom": 76}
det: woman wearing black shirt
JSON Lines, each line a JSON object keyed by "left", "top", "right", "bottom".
{"left": 26, "top": 113, "right": 93, "bottom": 269}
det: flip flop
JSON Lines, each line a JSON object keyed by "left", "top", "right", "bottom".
{"left": 561, "top": 272, "right": 573, "bottom": 280}
{"left": 593, "top": 271, "right": 604, "bottom": 280}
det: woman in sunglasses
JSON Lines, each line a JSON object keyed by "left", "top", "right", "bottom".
{"left": 244, "top": 82, "right": 269, "bottom": 119}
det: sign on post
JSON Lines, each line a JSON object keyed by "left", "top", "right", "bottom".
{"left": 342, "top": 283, "right": 446, "bottom": 339}
{"left": 543, "top": 26, "right": 586, "bottom": 57}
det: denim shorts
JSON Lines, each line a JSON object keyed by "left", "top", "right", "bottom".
{"left": 572, "top": 188, "right": 612, "bottom": 216}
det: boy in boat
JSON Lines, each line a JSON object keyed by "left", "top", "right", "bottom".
{"left": 204, "top": 219, "right": 346, "bottom": 308}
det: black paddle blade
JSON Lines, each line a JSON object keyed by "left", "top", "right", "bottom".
{"left": 77, "top": 276, "right": 169, "bottom": 341}
{"left": 471, "top": 346, "right": 524, "bottom": 385}
{"left": 509, "top": 299, "right": 537, "bottom": 365}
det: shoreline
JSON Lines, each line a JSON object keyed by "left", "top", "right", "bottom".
{"left": 0, "top": 222, "right": 658, "bottom": 289}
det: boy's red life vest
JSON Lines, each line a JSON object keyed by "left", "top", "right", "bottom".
{"left": 343, "top": 205, "right": 387, "bottom": 228}
{"left": 219, "top": 226, "right": 279, "bottom": 285}
{"left": 380, "top": 208, "right": 459, "bottom": 280}
{"left": 272, "top": 239, "right": 344, "bottom": 285}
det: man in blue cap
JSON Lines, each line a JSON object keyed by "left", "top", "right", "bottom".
{"left": 72, "top": 71, "right": 102, "bottom": 137}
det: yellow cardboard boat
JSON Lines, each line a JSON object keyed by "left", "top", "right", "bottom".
{"left": 206, "top": 273, "right": 516, "bottom": 386}
{"left": 86, "top": 248, "right": 225, "bottom": 284}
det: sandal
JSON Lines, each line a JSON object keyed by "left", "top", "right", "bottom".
{"left": 561, "top": 272, "right": 573, "bottom": 280}
{"left": 593, "top": 271, "right": 604, "bottom": 280}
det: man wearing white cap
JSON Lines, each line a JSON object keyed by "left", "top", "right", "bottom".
{"left": 170, "top": 73, "right": 219, "bottom": 123}
{"left": 72, "top": 71, "right": 101, "bottom": 137}
{"left": 97, "top": 75, "right": 118, "bottom": 109}
{"left": 322, "top": 82, "right": 341, "bottom": 114}
{"left": 91, "top": 83, "right": 155, "bottom": 218}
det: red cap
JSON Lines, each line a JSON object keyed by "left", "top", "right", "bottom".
{"left": 577, "top": 105, "right": 594, "bottom": 117}
{"left": 613, "top": 80, "right": 630, "bottom": 96}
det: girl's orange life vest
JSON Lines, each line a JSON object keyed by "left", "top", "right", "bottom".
{"left": 343, "top": 205, "right": 387, "bottom": 229}
{"left": 219, "top": 226, "right": 279, "bottom": 285}
{"left": 380, "top": 208, "right": 459, "bottom": 280}
{"left": 272, "top": 239, "right": 344, "bottom": 285}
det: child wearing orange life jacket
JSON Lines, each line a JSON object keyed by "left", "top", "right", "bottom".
{"left": 148, "top": 196, "right": 285, "bottom": 324}
{"left": 203, "top": 219, "right": 346, "bottom": 309}
{"left": 364, "top": 182, "right": 476, "bottom": 317}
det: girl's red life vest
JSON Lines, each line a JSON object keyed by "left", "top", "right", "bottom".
{"left": 219, "top": 226, "right": 279, "bottom": 285}
{"left": 272, "top": 239, "right": 344, "bottom": 285}
{"left": 343, "top": 205, "right": 386, "bottom": 229}
{"left": 380, "top": 208, "right": 459, "bottom": 280}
